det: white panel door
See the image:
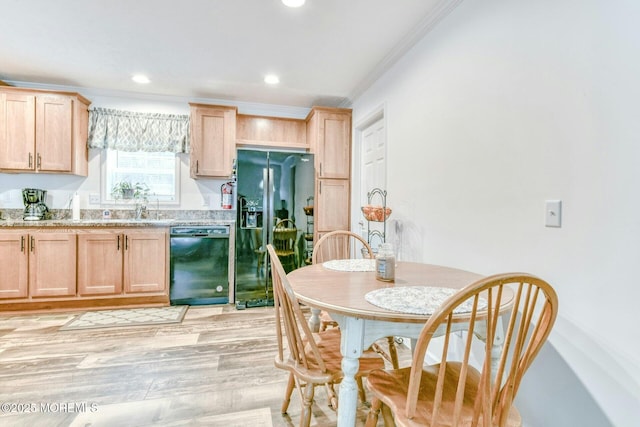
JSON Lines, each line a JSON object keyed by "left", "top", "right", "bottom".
{"left": 361, "top": 118, "right": 386, "bottom": 199}
{"left": 360, "top": 117, "right": 386, "bottom": 246}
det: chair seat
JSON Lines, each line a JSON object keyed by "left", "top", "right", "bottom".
{"left": 276, "top": 327, "right": 385, "bottom": 381}
{"left": 275, "top": 248, "right": 296, "bottom": 256}
{"left": 366, "top": 362, "right": 522, "bottom": 427}
{"left": 309, "top": 327, "right": 385, "bottom": 377}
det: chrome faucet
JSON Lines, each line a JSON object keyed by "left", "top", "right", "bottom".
{"left": 134, "top": 203, "right": 146, "bottom": 220}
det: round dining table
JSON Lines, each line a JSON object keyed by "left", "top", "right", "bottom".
{"left": 287, "top": 260, "right": 489, "bottom": 427}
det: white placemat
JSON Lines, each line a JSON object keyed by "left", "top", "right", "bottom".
{"left": 322, "top": 259, "right": 376, "bottom": 272}
{"left": 364, "top": 286, "right": 487, "bottom": 315}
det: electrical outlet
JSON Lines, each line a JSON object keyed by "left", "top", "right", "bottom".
{"left": 202, "top": 195, "right": 210, "bottom": 206}
{"left": 89, "top": 193, "right": 101, "bottom": 204}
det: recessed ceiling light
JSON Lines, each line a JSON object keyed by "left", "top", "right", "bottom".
{"left": 282, "top": 0, "right": 305, "bottom": 7}
{"left": 264, "top": 74, "right": 280, "bottom": 85}
{"left": 132, "top": 74, "right": 150, "bottom": 84}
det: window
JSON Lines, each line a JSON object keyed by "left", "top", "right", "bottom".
{"left": 102, "top": 150, "right": 180, "bottom": 203}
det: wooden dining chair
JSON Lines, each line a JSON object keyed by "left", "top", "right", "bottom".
{"left": 273, "top": 219, "right": 298, "bottom": 272}
{"left": 312, "top": 230, "right": 400, "bottom": 370}
{"left": 267, "top": 244, "right": 385, "bottom": 427}
{"left": 312, "top": 230, "right": 373, "bottom": 332}
{"left": 365, "top": 273, "right": 559, "bottom": 427}
{"left": 312, "top": 229, "right": 373, "bottom": 264}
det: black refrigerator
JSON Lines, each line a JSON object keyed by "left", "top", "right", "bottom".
{"left": 234, "top": 149, "right": 315, "bottom": 308}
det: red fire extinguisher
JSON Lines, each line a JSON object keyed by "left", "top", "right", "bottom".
{"left": 221, "top": 182, "right": 233, "bottom": 209}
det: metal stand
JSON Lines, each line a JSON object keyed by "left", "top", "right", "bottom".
{"left": 304, "top": 196, "right": 314, "bottom": 264}
{"left": 364, "top": 188, "right": 388, "bottom": 250}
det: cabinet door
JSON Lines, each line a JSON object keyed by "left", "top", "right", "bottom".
{"left": 124, "top": 231, "right": 167, "bottom": 293}
{"left": 72, "top": 97, "right": 90, "bottom": 176}
{"left": 316, "top": 111, "right": 351, "bottom": 179}
{"left": 35, "top": 94, "right": 72, "bottom": 172}
{"left": 29, "top": 232, "right": 77, "bottom": 297}
{"left": 0, "top": 232, "right": 29, "bottom": 299}
{"left": 190, "top": 104, "right": 236, "bottom": 178}
{"left": 77, "top": 232, "right": 123, "bottom": 295}
{"left": 316, "top": 179, "right": 350, "bottom": 232}
{"left": 0, "top": 92, "right": 36, "bottom": 170}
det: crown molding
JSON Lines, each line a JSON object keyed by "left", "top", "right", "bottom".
{"left": 343, "top": 0, "right": 464, "bottom": 107}
{"left": 4, "top": 80, "right": 311, "bottom": 119}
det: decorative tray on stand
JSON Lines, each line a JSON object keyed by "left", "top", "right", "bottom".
{"left": 362, "top": 188, "right": 391, "bottom": 255}
{"left": 361, "top": 205, "right": 392, "bottom": 222}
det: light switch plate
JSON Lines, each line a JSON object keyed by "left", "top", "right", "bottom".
{"left": 89, "top": 193, "right": 100, "bottom": 204}
{"left": 545, "top": 200, "right": 562, "bottom": 227}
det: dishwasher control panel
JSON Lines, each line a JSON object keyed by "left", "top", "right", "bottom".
{"left": 170, "top": 225, "right": 230, "bottom": 237}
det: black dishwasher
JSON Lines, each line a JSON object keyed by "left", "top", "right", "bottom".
{"left": 170, "top": 225, "right": 230, "bottom": 305}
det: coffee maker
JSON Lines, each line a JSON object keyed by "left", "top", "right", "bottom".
{"left": 22, "top": 188, "right": 49, "bottom": 220}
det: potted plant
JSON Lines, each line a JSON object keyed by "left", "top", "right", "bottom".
{"left": 111, "top": 181, "right": 150, "bottom": 202}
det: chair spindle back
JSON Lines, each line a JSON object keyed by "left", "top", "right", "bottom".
{"left": 406, "top": 273, "right": 558, "bottom": 427}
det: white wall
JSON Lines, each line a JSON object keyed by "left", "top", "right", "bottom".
{"left": 352, "top": 0, "right": 639, "bottom": 426}
{"left": 0, "top": 88, "right": 309, "bottom": 213}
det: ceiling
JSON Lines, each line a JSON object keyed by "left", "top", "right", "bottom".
{"left": 0, "top": 0, "right": 459, "bottom": 108}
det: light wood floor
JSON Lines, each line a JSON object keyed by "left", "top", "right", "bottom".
{"left": 0, "top": 305, "right": 407, "bottom": 426}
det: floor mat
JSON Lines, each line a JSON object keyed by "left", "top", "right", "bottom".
{"left": 60, "top": 306, "right": 188, "bottom": 331}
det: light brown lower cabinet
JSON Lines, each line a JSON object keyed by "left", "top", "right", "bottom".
{"left": 0, "top": 232, "right": 29, "bottom": 299}
{"left": 123, "top": 231, "right": 166, "bottom": 293}
{"left": 315, "top": 178, "right": 350, "bottom": 238}
{"left": 77, "top": 231, "right": 124, "bottom": 295}
{"left": 0, "top": 231, "right": 77, "bottom": 298}
{"left": 29, "top": 231, "right": 77, "bottom": 297}
{"left": 77, "top": 230, "right": 166, "bottom": 295}
{"left": 0, "top": 228, "right": 168, "bottom": 311}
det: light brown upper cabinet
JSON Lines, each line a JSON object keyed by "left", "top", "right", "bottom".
{"left": 236, "top": 114, "right": 307, "bottom": 150}
{"left": 0, "top": 87, "right": 90, "bottom": 176}
{"left": 306, "top": 107, "right": 352, "bottom": 179}
{"left": 189, "top": 103, "right": 237, "bottom": 178}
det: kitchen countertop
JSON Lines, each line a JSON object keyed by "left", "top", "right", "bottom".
{"left": 0, "top": 218, "right": 235, "bottom": 228}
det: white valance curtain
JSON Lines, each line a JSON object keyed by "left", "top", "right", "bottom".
{"left": 87, "top": 108, "right": 190, "bottom": 153}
